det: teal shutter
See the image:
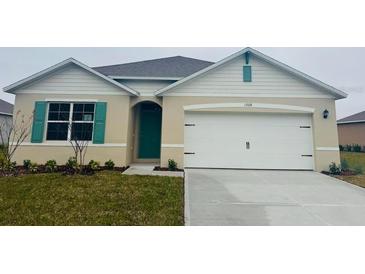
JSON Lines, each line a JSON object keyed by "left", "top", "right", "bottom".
{"left": 31, "top": 101, "right": 47, "bottom": 143}
{"left": 93, "top": 102, "right": 107, "bottom": 144}
{"left": 243, "top": 66, "right": 252, "bottom": 82}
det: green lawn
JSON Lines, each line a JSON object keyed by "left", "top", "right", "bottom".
{"left": 338, "top": 152, "right": 365, "bottom": 188}
{"left": 0, "top": 171, "right": 184, "bottom": 225}
{"left": 340, "top": 151, "right": 365, "bottom": 170}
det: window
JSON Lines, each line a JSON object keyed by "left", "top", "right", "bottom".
{"left": 46, "top": 102, "right": 95, "bottom": 141}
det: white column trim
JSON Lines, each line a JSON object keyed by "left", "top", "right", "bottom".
{"left": 15, "top": 142, "right": 127, "bottom": 147}
{"left": 161, "top": 144, "right": 184, "bottom": 148}
{"left": 316, "top": 147, "right": 339, "bottom": 151}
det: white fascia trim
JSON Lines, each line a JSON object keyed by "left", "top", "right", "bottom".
{"left": 154, "top": 47, "right": 348, "bottom": 99}
{"left": 184, "top": 103, "right": 315, "bottom": 113}
{"left": 110, "top": 76, "right": 182, "bottom": 81}
{"left": 3, "top": 58, "right": 140, "bottom": 96}
{"left": 337, "top": 120, "right": 365, "bottom": 125}
{"left": 0, "top": 112, "right": 12, "bottom": 116}
{"left": 164, "top": 93, "right": 333, "bottom": 99}
{"left": 17, "top": 142, "right": 127, "bottom": 147}
{"left": 316, "top": 147, "right": 339, "bottom": 151}
{"left": 161, "top": 144, "right": 184, "bottom": 148}
{"left": 15, "top": 90, "right": 128, "bottom": 95}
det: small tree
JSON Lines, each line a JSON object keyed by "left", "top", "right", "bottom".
{"left": 0, "top": 110, "right": 33, "bottom": 168}
{"left": 68, "top": 123, "right": 90, "bottom": 171}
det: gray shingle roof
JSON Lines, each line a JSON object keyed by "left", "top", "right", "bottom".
{"left": 337, "top": 111, "right": 365, "bottom": 124}
{"left": 93, "top": 56, "right": 214, "bottom": 78}
{"left": 0, "top": 99, "right": 13, "bottom": 115}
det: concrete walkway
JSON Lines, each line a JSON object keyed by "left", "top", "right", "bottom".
{"left": 185, "top": 169, "right": 365, "bottom": 226}
{"left": 123, "top": 163, "right": 184, "bottom": 177}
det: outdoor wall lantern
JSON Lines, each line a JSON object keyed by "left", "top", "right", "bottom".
{"left": 323, "top": 109, "right": 329, "bottom": 119}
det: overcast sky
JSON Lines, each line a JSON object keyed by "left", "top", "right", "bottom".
{"left": 0, "top": 47, "right": 363, "bottom": 119}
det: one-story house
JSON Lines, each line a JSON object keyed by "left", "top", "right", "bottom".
{"left": 337, "top": 111, "right": 365, "bottom": 147}
{"left": 3, "top": 48, "right": 347, "bottom": 171}
{"left": 0, "top": 99, "right": 14, "bottom": 144}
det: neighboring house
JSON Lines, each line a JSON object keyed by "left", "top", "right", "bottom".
{"left": 337, "top": 111, "right": 365, "bottom": 147}
{"left": 0, "top": 99, "right": 14, "bottom": 144}
{"left": 3, "top": 48, "right": 347, "bottom": 171}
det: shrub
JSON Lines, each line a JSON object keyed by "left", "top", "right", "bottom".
{"left": 345, "top": 144, "right": 352, "bottom": 152}
{"left": 353, "top": 165, "right": 363, "bottom": 175}
{"left": 168, "top": 159, "right": 177, "bottom": 171}
{"left": 353, "top": 144, "right": 362, "bottom": 153}
{"left": 339, "top": 145, "right": 344, "bottom": 151}
{"left": 45, "top": 160, "right": 57, "bottom": 173}
{"left": 104, "top": 159, "right": 115, "bottom": 170}
{"left": 66, "top": 157, "right": 78, "bottom": 172}
{"left": 23, "top": 159, "right": 31, "bottom": 170}
{"left": 29, "top": 162, "right": 38, "bottom": 173}
{"left": 9, "top": 161, "right": 16, "bottom": 172}
{"left": 329, "top": 162, "right": 341, "bottom": 175}
{"left": 341, "top": 159, "right": 349, "bottom": 171}
{"left": 88, "top": 160, "right": 100, "bottom": 171}
{"left": 0, "top": 160, "right": 17, "bottom": 173}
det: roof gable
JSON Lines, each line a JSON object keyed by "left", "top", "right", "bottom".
{"left": 0, "top": 99, "right": 13, "bottom": 115}
{"left": 154, "top": 48, "right": 348, "bottom": 99}
{"left": 337, "top": 111, "right": 365, "bottom": 124}
{"left": 93, "top": 56, "right": 214, "bottom": 79}
{"left": 3, "top": 58, "right": 139, "bottom": 96}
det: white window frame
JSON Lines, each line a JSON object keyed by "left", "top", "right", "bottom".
{"left": 44, "top": 102, "right": 95, "bottom": 142}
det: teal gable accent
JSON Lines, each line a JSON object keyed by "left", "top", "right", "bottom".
{"left": 31, "top": 101, "right": 47, "bottom": 143}
{"left": 93, "top": 102, "right": 107, "bottom": 144}
{"left": 245, "top": 52, "right": 250, "bottom": 64}
{"left": 243, "top": 65, "right": 252, "bottom": 82}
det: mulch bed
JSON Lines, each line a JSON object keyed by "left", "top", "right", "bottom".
{"left": 0, "top": 165, "right": 129, "bottom": 177}
{"left": 153, "top": 166, "right": 184, "bottom": 172}
{"left": 321, "top": 170, "right": 357, "bottom": 176}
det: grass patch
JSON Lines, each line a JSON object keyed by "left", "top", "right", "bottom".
{"left": 0, "top": 171, "right": 184, "bottom": 225}
{"left": 338, "top": 152, "right": 365, "bottom": 188}
{"left": 340, "top": 151, "right": 365, "bottom": 170}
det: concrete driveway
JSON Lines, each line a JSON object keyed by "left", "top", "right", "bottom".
{"left": 185, "top": 169, "right": 365, "bottom": 225}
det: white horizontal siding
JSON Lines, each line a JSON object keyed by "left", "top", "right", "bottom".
{"left": 0, "top": 115, "right": 12, "bottom": 144}
{"left": 16, "top": 64, "right": 130, "bottom": 95}
{"left": 118, "top": 79, "right": 175, "bottom": 96}
{"left": 166, "top": 55, "right": 332, "bottom": 98}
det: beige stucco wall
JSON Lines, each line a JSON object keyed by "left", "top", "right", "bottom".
{"left": 13, "top": 93, "right": 131, "bottom": 166}
{"left": 13, "top": 92, "right": 341, "bottom": 171}
{"left": 160, "top": 96, "right": 340, "bottom": 172}
{"left": 338, "top": 123, "right": 365, "bottom": 147}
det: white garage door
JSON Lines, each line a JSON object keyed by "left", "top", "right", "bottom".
{"left": 184, "top": 112, "right": 314, "bottom": 170}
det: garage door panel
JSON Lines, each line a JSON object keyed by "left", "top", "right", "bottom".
{"left": 184, "top": 112, "right": 314, "bottom": 170}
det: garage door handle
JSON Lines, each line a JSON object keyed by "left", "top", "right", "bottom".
{"left": 301, "top": 154, "right": 313, "bottom": 157}
{"left": 184, "top": 152, "right": 195, "bottom": 155}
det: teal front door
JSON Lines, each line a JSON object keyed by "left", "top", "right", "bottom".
{"left": 138, "top": 103, "right": 162, "bottom": 159}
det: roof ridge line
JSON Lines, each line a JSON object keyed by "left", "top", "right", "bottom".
{"left": 92, "top": 55, "right": 214, "bottom": 69}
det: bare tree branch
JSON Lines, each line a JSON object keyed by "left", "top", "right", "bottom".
{"left": 67, "top": 122, "right": 90, "bottom": 172}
